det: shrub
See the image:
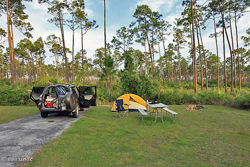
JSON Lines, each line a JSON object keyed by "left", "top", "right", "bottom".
{"left": 0, "top": 89, "right": 31, "bottom": 106}
{"left": 97, "top": 88, "right": 110, "bottom": 104}
{"left": 231, "top": 94, "right": 250, "bottom": 109}
{"left": 183, "top": 82, "right": 193, "bottom": 89}
{"left": 155, "top": 89, "right": 193, "bottom": 105}
{"left": 194, "top": 91, "right": 231, "bottom": 105}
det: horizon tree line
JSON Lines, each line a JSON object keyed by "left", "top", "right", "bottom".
{"left": 0, "top": 0, "right": 250, "bottom": 94}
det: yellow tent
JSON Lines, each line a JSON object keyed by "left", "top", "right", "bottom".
{"left": 111, "top": 94, "right": 147, "bottom": 112}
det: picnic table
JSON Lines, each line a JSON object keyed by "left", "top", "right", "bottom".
{"left": 146, "top": 102, "right": 168, "bottom": 122}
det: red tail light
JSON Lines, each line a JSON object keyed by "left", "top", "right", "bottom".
{"left": 39, "top": 94, "right": 43, "bottom": 101}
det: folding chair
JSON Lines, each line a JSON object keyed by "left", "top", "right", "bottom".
{"left": 115, "top": 99, "right": 129, "bottom": 118}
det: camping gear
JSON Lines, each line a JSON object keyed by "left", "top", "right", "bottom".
{"left": 111, "top": 94, "right": 147, "bottom": 112}
{"left": 45, "top": 99, "right": 53, "bottom": 108}
{"left": 53, "top": 100, "right": 58, "bottom": 108}
{"left": 115, "top": 99, "right": 129, "bottom": 118}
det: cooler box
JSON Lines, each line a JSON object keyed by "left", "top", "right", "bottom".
{"left": 45, "top": 99, "right": 53, "bottom": 107}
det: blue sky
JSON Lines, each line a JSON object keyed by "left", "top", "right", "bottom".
{"left": 0, "top": 0, "right": 249, "bottom": 64}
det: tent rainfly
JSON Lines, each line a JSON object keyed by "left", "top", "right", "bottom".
{"left": 111, "top": 94, "right": 147, "bottom": 112}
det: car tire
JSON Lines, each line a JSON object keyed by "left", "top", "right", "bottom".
{"left": 41, "top": 112, "right": 48, "bottom": 118}
{"left": 73, "top": 104, "right": 79, "bottom": 118}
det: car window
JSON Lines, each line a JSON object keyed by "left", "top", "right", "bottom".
{"left": 49, "top": 87, "right": 56, "bottom": 94}
{"left": 32, "top": 87, "right": 44, "bottom": 94}
{"left": 79, "top": 87, "right": 94, "bottom": 94}
{"left": 56, "top": 87, "right": 67, "bottom": 95}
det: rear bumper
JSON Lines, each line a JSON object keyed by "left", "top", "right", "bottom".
{"left": 39, "top": 108, "right": 72, "bottom": 113}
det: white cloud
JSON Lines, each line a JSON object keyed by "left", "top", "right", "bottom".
{"left": 137, "top": 0, "right": 177, "bottom": 13}
{"left": 84, "top": 0, "right": 94, "bottom": 18}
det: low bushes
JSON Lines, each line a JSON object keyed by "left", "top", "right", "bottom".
{"left": 0, "top": 88, "right": 32, "bottom": 106}
{"left": 156, "top": 90, "right": 193, "bottom": 105}
{"left": 0, "top": 80, "right": 249, "bottom": 111}
{"left": 193, "top": 91, "right": 232, "bottom": 105}
{"left": 154, "top": 89, "right": 249, "bottom": 110}
{"left": 231, "top": 94, "right": 250, "bottom": 109}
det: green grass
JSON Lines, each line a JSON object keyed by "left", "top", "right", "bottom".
{"left": 27, "top": 105, "right": 250, "bottom": 167}
{"left": 0, "top": 106, "right": 39, "bottom": 124}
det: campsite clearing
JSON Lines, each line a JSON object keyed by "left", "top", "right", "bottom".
{"left": 25, "top": 105, "right": 250, "bottom": 167}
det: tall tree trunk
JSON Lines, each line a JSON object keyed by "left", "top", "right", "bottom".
{"left": 81, "top": 22, "right": 85, "bottom": 85}
{"left": 229, "top": 11, "right": 236, "bottom": 89}
{"left": 55, "top": 52, "right": 58, "bottom": 78}
{"left": 242, "top": 58, "right": 245, "bottom": 83}
{"left": 197, "top": 22, "right": 208, "bottom": 90}
{"left": 144, "top": 44, "right": 149, "bottom": 77}
{"left": 144, "top": 16, "right": 153, "bottom": 73}
{"left": 191, "top": 0, "right": 197, "bottom": 93}
{"left": 189, "top": 23, "right": 194, "bottom": 86}
{"left": 151, "top": 31, "right": 155, "bottom": 73}
{"left": 222, "top": 26, "right": 227, "bottom": 93}
{"left": 31, "top": 54, "right": 35, "bottom": 83}
{"left": 158, "top": 42, "right": 161, "bottom": 58}
{"left": 158, "top": 42, "right": 163, "bottom": 82}
{"left": 72, "top": 15, "right": 75, "bottom": 82}
{"left": 27, "top": 51, "right": 31, "bottom": 85}
{"left": 163, "top": 37, "right": 168, "bottom": 80}
{"left": 35, "top": 55, "right": 38, "bottom": 83}
{"left": 171, "top": 53, "right": 173, "bottom": 82}
{"left": 146, "top": 30, "right": 153, "bottom": 73}
{"left": 39, "top": 56, "right": 42, "bottom": 77}
{"left": 10, "top": 22, "right": 16, "bottom": 82}
{"left": 196, "top": 21, "right": 203, "bottom": 90}
{"left": 222, "top": 12, "right": 233, "bottom": 92}
{"left": 58, "top": 9, "right": 69, "bottom": 83}
{"left": 104, "top": 0, "right": 107, "bottom": 58}
{"left": 234, "top": 10, "right": 241, "bottom": 90}
{"left": 213, "top": 13, "right": 220, "bottom": 91}
{"left": 162, "top": 32, "right": 166, "bottom": 57}
{"left": 177, "top": 43, "right": 181, "bottom": 85}
{"left": 6, "top": 0, "right": 15, "bottom": 84}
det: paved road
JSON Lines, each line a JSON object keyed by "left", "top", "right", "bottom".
{"left": 0, "top": 110, "right": 86, "bottom": 167}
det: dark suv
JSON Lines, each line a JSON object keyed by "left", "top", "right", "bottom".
{"left": 30, "top": 84, "right": 97, "bottom": 118}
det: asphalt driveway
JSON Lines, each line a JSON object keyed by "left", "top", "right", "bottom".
{"left": 0, "top": 111, "right": 86, "bottom": 167}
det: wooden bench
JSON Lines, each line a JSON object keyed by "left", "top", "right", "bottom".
{"left": 138, "top": 108, "right": 148, "bottom": 121}
{"left": 163, "top": 108, "right": 177, "bottom": 122}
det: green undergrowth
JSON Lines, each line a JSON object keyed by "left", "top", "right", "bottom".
{"left": 1, "top": 80, "right": 250, "bottom": 110}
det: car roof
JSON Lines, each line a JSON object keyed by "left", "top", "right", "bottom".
{"left": 46, "top": 84, "right": 76, "bottom": 88}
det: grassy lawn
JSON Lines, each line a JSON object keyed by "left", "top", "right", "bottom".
{"left": 27, "top": 105, "right": 250, "bottom": 167}
{"left": 0, "top": 106, "right": 39, "bottom": 124}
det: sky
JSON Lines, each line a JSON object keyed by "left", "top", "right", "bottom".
{"left": 0, "top": 0, "right": 250, "bottom": 65}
